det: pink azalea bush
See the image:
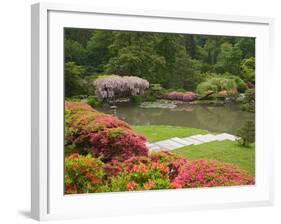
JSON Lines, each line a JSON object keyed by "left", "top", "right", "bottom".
{"left": 65, "top": 101, "right": 148, "bottom": 162}
{"left": 88, "top": 128, "right": 148, "bottom": 162}
{"left": 65, "top": 151, "right": 255, "bottom": 194}
{"left": 166, "top": 91, "right": 196, "bottom": 102}
{"left": 182, "top": 92, "right": 196, "bottom": 102}
{"left": 170, "top": 159, "right": 254, "bottom": 188}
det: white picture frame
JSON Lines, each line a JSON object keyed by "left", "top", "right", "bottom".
{"left": 31, "top": 2, "right": 274, "bottom": 221}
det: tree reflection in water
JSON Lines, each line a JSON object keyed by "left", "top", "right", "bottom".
{"left": 99, "top": 103, "right": 254, "bottom": 134}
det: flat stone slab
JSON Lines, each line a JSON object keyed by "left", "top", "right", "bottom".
{"left": 149, "top": 145, "right": 162, "bottom": 151}
{"left": 147, "top": 132, "right": 239, "bottom": 151}
{"left": 215, "top": 133, "right": 239, "bottom": 141}
{"left": 182, "top": 137, "right": 203, "bottom": 145}
{"left": 154, "top": 139, "right": 185, "bottom": 150}
{"left": 197, "top": 134, "right": 217, "bottom": 142}
{"left": 170, "top": 137, "right": 194, "bottom": 146}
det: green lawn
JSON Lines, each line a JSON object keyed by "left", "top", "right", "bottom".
{"left": 133, "top": 125, "right": 209, "bottom": 143}
{"left": 133, "top": 125, "right": 255, "bottom": 175}
{"left": 173, "top": 140, "right": 255, "bottom": 175}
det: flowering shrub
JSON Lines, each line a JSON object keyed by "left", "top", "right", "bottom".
{"left": 65, "top": 101, "right": 148, "bottom": 161}
{"left": 182, "top": 92, "right": 196, "bottom": 102}
{"left": 88, "top": 128, "right": 148, "bottom": 162}
{"left": 166, "top": 91, "right": 183, "bottom": 101}
{"left": 109, "top": 156, "right": 172, "bottom": 191}
{"left": 65, "top": 153, "right": 106, "bottom": 194}
{"left": 166, "top": 91, "right": 196, "bottom": 102}
{"left": 123, "top": 76, "right": 150, "bottom": 96}
{"left": 65, "top": 152, "right": 255, "bottom": 194}
{"left": 171, "top": 159, "right": 254, "bottom": 188}
{"left": 94, "top": 75, "right": 149, "bottom": 100}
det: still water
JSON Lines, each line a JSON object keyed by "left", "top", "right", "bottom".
{"left": 99, "top": 103, "right": 254, "bottom": 134}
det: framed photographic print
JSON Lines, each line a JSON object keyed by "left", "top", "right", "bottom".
{"left": 31, "top": 2, "right": 274, "bottom": 221}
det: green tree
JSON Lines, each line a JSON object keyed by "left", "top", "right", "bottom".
{"left": 236, "top": 38, "right": 255, "bottom": 58}
{"left": 241, "top": 57, "right": 255, "bottom": 82}
{"left": 237, "top": 120, "right": 255, "bottom": 147}
{"left": 169, "top": 50, "right": 201, "bottom": 90}
{"left": 105, "top": 45, "right": 166, "bottom": 78}
{"left": 214, "top": 42, "right": 243, "bottom": 75}
{"left": 65, "top": 62, "right": 86, "bottom": 97}
{"left": 203, "top": 38, "right": 222, "bottom": 65}
{"left": 63, "top": 28, "right": 256, "bottom": 94}
{"left": 104, "top": 32, "right": 167, "bottom": 85}
{"left": 184, "top": 35, "right": 197, "bottom": 58}
{"left": 64, "top": 39, "right": 86, "bottom": 64}
{"left": 86, "top": 31, "right": 114, "bottom": 73}
{"left": 65, "top": 28, "right": 93, "bottom": 47}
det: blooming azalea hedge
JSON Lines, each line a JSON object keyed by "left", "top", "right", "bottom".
{"left": 65, "top": 152, "right": 255, "bottom": 194}
{"left": 65, "top": 101, "right": 148, "bottom": 162}
{"left": 166, "top": 91, "right": 196, "bottom": 102}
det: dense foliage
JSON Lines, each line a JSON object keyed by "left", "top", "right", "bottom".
{"left": 65, "top": 152, "right": 254, "bottom": 194}
{"left": 240, "top": 88, "right": 255, "bottom": 112}
{"left": 65, "top": 101, "right": 148, "bottom": 162}
{"left": 237, "top": 120, "right": 255, "bottom": 147}
{"left": 64, "top": 29, "right": 255, "bottom": 96}
{"left": 196, "top": 74, "right": 241, "bottom": 96}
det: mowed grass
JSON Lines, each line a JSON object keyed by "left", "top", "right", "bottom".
{"left": 133, "top": 125, "right": 255, "bottom": 175}
{"left": 133, "top": 125, "right": 209, "bottom": 143}
{"left": 174, "top": 140, "right": 255, "bottom": 175}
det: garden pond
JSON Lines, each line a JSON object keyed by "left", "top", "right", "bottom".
{"left": 98, "top": 101, "right": 254, "bottom": 135}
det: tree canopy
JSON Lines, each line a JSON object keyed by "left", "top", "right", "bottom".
{"left": 64, "top": 28, "right": 255, "bottom": 97}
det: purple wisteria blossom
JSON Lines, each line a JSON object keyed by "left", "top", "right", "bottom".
{"left": 94, "top": 75, "right": 149, "bottom": 100}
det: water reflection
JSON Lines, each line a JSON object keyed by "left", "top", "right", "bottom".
{"left": 99, "top": 103, "right": 254, "bottom": 134}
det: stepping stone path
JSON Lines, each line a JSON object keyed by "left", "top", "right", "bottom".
{"left": 146, "top": 133, "right": 240, "bottom": 152}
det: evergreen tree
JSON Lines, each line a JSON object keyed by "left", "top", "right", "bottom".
{"left": 237, "top": 120, "right": 255, "bottom": 147}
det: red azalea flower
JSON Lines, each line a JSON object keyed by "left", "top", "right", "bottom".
{"left": 144, "top": 181, "right": 156, "bottom": 190}
{"left": 68, "top": 153, "right": 80, "bottom": 160}
{"left": 91, "top": 175, "right": 101, "bottom": 185}
{"left": 127, "top": 181, "right": 137, "bottom": 191}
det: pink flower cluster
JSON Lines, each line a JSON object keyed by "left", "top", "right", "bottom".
{"left": 166, "top": 91, "right": 196, "bottom": 102}
{"left": 88, "top": 128, "right": 148, "bottom": 162}
{"left": 65, "top": 101, "right": 148, "bottom": 162}
{"left": 171, "top": 160, "right": 254, "bottom": 188}
{"left": 127, "top": 181, "right": 137, "bottom": 191}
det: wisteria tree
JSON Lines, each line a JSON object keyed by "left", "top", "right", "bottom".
{"left": 94, "top": 75, "right": 149, "bottom": 101}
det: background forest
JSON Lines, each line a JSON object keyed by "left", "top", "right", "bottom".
{"left": 64, "top": 28, "right": 255, "bottom": 97}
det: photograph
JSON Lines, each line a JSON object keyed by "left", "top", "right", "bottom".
{"left": 64, "top": 28, "right": 255, "bottom": 194}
